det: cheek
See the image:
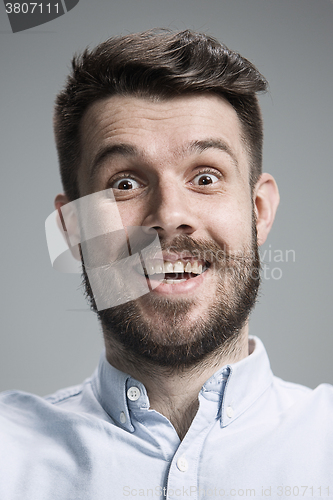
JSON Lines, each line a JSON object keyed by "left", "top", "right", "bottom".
{"left": 204, "top": 200, "right": 253, "bottom": 251}
{"left": 116, "top": 203, "right": 144, "bottom": 229}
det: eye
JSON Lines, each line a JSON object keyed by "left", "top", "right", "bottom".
{"left": 111, "top": 177, "right": 141, "bottom": 190}
{"left": 192, "top": 172, "right": 220, "bottom": 186}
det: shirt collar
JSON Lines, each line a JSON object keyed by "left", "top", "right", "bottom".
{"left": 91, "top": 354, "right": 149, "bottom": 432}
{"left": 91, "top": 336, "right": 273, "bottom": 431}
{"left": 219, "top": 336, "right": 273, "bottom": 427}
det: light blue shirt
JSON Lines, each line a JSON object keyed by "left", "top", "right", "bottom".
{"left": 1, "top": 337, "right": 332, "bottom": 500}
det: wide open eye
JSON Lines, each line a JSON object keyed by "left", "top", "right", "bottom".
{"left": 192, "top": 172, "right": 220, "bottom": 186}
{"left": 112, "top": 177, "right": 141, "bottom": 190}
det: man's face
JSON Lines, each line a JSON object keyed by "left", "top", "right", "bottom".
{"left": 77, "top": 94, "right": 260, "bottom": 367}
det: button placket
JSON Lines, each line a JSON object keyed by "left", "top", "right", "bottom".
{"left": 165, "top": 415, "right": 215, "bottom": 499}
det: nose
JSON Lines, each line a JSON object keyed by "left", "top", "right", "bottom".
{"left": 143, "top": 180, "right": 198, "bottom": 239}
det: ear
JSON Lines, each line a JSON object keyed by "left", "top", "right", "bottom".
{"left": 54, "top": 194, "right": 81, "bottom": 261}
{"left": 253, "top": 173, "right": 280, "bottom": 246}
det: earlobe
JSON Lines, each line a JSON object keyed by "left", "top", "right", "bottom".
{"left": 54, "top": 194, "right": 81, "bottom": 261}
{"left": 253, "top": 174, "right": 280, "bottom": 246}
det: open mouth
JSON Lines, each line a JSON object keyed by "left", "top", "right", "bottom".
{"left": 141, "top": 259, "right": 210, "bottom": 284}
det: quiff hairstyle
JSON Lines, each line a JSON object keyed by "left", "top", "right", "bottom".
{"left": 54, "top": 29, "right": 268, "bottom": 201}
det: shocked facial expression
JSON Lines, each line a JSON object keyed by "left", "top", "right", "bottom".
{"left": 77, "top": 93, "right": 260, "bottom": 366}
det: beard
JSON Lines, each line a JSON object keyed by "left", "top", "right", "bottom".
{"left": 81, "top": 220, "right": 261, "bottom": 370}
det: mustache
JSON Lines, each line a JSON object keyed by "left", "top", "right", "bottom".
{"left": 159, "top": 234, "right": 255, "bottom": 266}
{"left": 80, "top": 228, "right": 256, "bottom": 271}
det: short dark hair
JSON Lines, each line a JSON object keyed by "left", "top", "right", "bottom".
{"left": 54, "top": 29, "right": 268, "bottom": 201}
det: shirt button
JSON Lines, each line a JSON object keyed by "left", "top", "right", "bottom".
{"left": 127, "top": 386, "right": 141, "bottom": 401}
{"left": 120, "top": 412, "right": 126, "bottom": 424}
{"left": 226, "top": 406, "right": 234, "bottom": 418}
{"left": 177, "top": 456, "right": 188, "bottom": 472}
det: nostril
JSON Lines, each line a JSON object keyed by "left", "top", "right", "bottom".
{"left": 150, "top": 224, "right": 195, "bottom": 237}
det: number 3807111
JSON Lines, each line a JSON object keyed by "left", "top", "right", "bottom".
{"left": 5, "top": 3, "right": 59, "bottom": 14}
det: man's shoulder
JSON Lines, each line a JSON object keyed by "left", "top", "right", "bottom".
{"left": 272, "top": 374, "right": 333, "bottom": 395}
{"left": 270, "top": 374, "right": 333, "bottom": 414}
{"left": 0, "top": 384, "right": 81, "bottom": 426}
{"left": 272, "top": 375, "right": 313, "bottom": 396}
{"left": 0, "top": 377, "right": 112, "bottom": 456}
{"left": 0, "top": 376, "right": 97, "bottom": 428}
{"left": 0, "top": 380, "right": 86, "bottom": 409}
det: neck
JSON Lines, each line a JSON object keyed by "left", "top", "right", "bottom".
{"left": 104, "top": 325, "right": 249, "bottom": 441}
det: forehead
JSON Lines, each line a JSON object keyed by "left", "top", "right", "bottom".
{"left": 78, "top": 94, "right": 249, "bottom": 188}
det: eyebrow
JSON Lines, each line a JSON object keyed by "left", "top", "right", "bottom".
{"left": 184, "top": 139, "right": 239, "bottom": 171}
{"left": 89, "top": 144, "right": 140, "bottom": 181}
{"left": 89, "top": 138, "right": 239, "bottom": 182}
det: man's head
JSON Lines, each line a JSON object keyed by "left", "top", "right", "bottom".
{"left": 54, "top": 30, "right": 279, "bottom": 370}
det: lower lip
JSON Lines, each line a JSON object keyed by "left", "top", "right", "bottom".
{"left": 148, "top": 270, "right": 207, "bottom": 295}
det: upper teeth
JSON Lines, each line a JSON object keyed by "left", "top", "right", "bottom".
{"left": 144, "top": 260, "right": 203, "bottom": 275}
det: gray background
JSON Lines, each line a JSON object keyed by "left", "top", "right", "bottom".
{"left": 0, "top": 0, "right": 332, "bottom": 396}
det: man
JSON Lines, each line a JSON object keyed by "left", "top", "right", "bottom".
{"left": 1, "top": 30, "right": 332, "bottom": 499}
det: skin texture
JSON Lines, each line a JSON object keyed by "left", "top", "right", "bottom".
{"left": 55, "top": 94, "right": 279, "bottom": 439}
